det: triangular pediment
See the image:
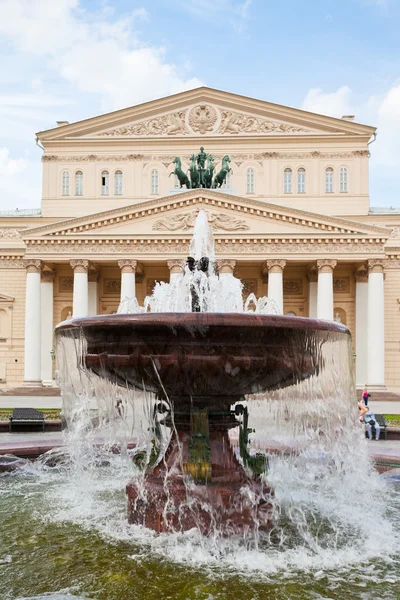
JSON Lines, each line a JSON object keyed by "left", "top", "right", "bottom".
{"left": 37, "top": 87, "right": 375, "bottom": 142}
{"left": 21, "top": 190, "right": 389, "bottom": 240}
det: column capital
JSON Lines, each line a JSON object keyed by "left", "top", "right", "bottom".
{"left": 41, "top": 265, "right": 55, "bottom": 282}
{"left": 265, "top": 260, "right": 286, "bottom": 274}
{"left": 88, "top": 265, "right": 100, "bottom": 282}
{"left": 118, "top": 259, "right": 137, "bottom": 274}
{"left": 216, "top": 259, "right": 236, "bottom": 275}
{"left": 307, "top": 265, "right": 318, "bottom": 282}
{"left": 317, "top": 259, "right": 337, "bottom": 274}
{"left": 368, "top": 259, "right": 387, "bottom": 274}
{"left": 354, "top": 263, "right": 368, "bottom": 282}
{"left": 24, "top": 259, "right": 41, "bottom": 274}
{"left": 167, "top": 259, "right": 185, "bottom": 275}
{"left": 70, "top": 259, "right": 89, "bottom": 273}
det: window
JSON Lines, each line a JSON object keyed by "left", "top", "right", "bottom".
{"left": 222, "top": 172, "right": 231, "bottom": 189}
{"left": 297, "top": 168, "right": 305, "bottom": 193}
{"left": 62, "top": 171, "right": 69, "bottom": 196}
{"left": 101, "top": 170, "right": 109, "bottom": 195}
{"left": 75, "top": 171, "right": 83, "bottom": 196}
{"left": 115, "top": 170, "right": 123, "bottom": 195}
{"left": 151, "top": 169, "right": 159, "bottom": 194}
{"left": 340, "top": 167, "right": 348, "bottom": 193}
{"left": 284, "top": 168, "right": 292, "bottom": 193}
{"left": 246, "top": 168, "right": 255, "bottom": 193}
{"left": 325, "top": 167, "right": 334, "bottom": 193}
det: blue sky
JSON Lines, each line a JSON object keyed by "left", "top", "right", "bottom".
{"left": 0, "top": 0, "right": 399, "bottom": 209}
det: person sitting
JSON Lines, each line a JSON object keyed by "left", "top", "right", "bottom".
{"left": 358, "top": 402, "right": 380, "bottom": 440}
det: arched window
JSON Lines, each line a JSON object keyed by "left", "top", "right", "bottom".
{"left": 297, "top": 168, "right": 305, "bottom": 193}
{"left": 62, "top": 170, "right": 69, "bottom": 196}
{"left": 101, "top": 170, "right": 109, "bottom": 195}
{"left": 151, "top": 169, "right": 159, "bottom": 194}
{"left": 246, "top": 168, "right": 255, "bottom": 194}
{"left": 284, "top": 168, "right": 292, "bottom": 193}
{"left": 325, "top": 167, "right": 334, "bottom": 193}
{"left": 115, "top": 170, "right": 123, "bottom": 195}
{"left": 222, "top": 172, "right": 231, "bottom": 189}
{"left": 75, "top": 171, "right": 83, "bottom": 196}
{"left": 340, "top": 167, "right": 348, "bottom": 193}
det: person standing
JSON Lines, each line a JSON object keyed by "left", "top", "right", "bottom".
{"left": 362, "top": 386, "right": 370, "bottom": 406}
{"left": 358, "top": 401, "right": 380, "bottom": 440}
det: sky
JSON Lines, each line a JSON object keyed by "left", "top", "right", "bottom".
{"left": 0, "top": 0, "right": 400, "bottom": 210}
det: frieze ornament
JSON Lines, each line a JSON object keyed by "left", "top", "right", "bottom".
{"left": 283, "top": 279, "right": 303, "bottom": 295}
{"left": 152, "top": 208, "right": 249, "bottom": 231}
{"left": 0, "top": 229, "right": 22, "bottom": 238}
{"left": 333, "top": 277, "right": 350, "bottom": 293}
{"left": 59, "top": 277, "right": 74, "bottom": 292}
{"left": 188, "top": 105, "right": 217, "bottom": 134}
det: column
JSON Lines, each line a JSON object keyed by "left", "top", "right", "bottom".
{"left": 70, "top": 260, "right": 89, "bottom": 318}
{"left": 317, "top": 260, "right": 337, "bottom": 320}
{"left": 41, "top": 266, "right": 55, "bottom": 386}
{"left": 118, "top": 260, "right": 137, "bottom": 301}
{"left": 266, "top": 260, "right": 286, "bottom": 314}
{"left": 367, "top": 259, "right": 385, "bottom": 387}
{"left": 216, "top": 259, "right": 236, "bottom": 279}
{"left": 167, "top": 259, "right": 186, "bottom": 283}
{"left": 88, "top": 266, "right": 99, "bottom": 316}
{"left": 355, "top": 264, "right": 368, "bottom": 387}
{"left": 307, "top": 266, "right": 318, "bottom": 318}
{"left": 24, "top": 259, "right": 42, "bottom": 385}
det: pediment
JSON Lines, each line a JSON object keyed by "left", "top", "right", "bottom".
{"left": 37, "top": 87, "right": 375, "bottom": 142}
{"left": 22, "top": 190, "right": 389, "bottom": 240}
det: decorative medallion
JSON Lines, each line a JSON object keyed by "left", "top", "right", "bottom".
{"left": 188, "top": 105, "right": 218, "bottom": 134}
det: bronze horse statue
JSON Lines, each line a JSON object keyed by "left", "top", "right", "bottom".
{"left": 170, "top": 157, "right": 191, "bottom": 189}
{"left": 189, "top": 154, "right": 200, "bottom": 189}
{"left": 212, "top": 155, "right": 232, "bottom": 188}
{"left": 203, "top": 154, "right": 215, "bottom": 188}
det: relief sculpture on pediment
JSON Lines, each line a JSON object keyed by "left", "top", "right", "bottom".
{"left": 218, "top": 110, "right": 310, "bottom": 135}
{"left": 100, "top": 111, "right": 189, "bottom": 137}
{"left": 152, "top": 209, "right": 249, "bottom": 232}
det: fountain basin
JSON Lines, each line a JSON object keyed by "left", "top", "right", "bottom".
{"left": 55, "top": 312, "right": 348, "bottom": 402}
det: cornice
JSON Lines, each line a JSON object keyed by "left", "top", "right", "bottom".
{"left": 20, "top": 190, "right": 390, "bottom": 239}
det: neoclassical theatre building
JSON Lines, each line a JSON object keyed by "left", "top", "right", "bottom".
{"left": 1, "top": 87, "right": 400, "bottom": 390}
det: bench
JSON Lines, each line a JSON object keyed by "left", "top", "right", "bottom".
{"left": 9, "top": 408, "right": 45, "bottom": 433}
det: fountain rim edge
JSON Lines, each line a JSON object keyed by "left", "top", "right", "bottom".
{"left": 55, "top": 313, "right": 350, "bottom": 335}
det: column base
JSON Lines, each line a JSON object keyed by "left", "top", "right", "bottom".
{"left": 22, "top": 380, "right": 43, "bottom": 388}
{"left": 41, "top": 379, "right": 55, "bottom": 388}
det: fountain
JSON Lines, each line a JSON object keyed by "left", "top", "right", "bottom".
{"left": 55, "top": 210, "right": 350, "bottom": 536}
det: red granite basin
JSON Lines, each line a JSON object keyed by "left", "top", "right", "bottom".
{"left": 56, "top": 313, "right": 349, "bottom": 404}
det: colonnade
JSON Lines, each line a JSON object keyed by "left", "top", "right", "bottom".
{"left": 23, "top": 257, "right": 386, "bottom": 389}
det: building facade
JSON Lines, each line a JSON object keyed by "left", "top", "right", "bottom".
{"left": 1, "top": 87, "right": 400, "bottom": 390}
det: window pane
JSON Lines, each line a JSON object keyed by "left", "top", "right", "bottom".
{"left": 101, "top": 171, "right": 109, "bottom": 195}
{"left": 284, "top": 168, "right": 292, "bottom": 193}
{"left": 62, "top": 171, "right": 69, "bottom": 195}
{"left": 75, "top": 171, "right": 83, "bottom": 196}
{"left": 151, "top": 169, "right": 159, "bottom": 194}
{"left": 297, "top": 168, "right": 305, "bottom": 193}
{"left": 246, "top": 168, "right": 254, "bottom": 193}
{"left": 115, "top": 171, "right": 123, "bottom": 195}
{"left": 340, "top": 167, "right": 348, "bottom": 193}
{"left": 325, "top": 168, "right": 333, "bottom": 193}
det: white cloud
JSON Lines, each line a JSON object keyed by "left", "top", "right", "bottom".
{"left": 302, "top": 86, "right": 354, "bottom": 119}
{"left": 0, "top": 147, "right": 26, "bottom": 177}
{"left": 0, "top": 0, "right": 203, "bottom": 112}
{"left": 302, "top": 83, "right": 400, "bottom": 177}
